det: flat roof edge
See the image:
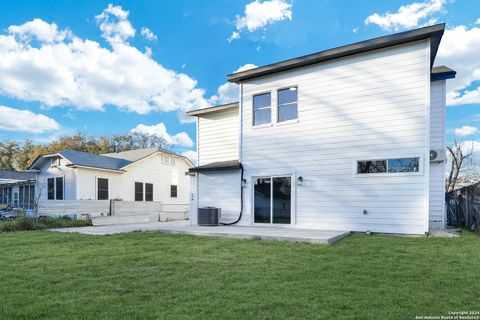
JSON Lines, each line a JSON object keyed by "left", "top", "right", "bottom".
{"left": 187, "top": 102, "right": 239, "bottom": 117}
{"left": 228, "top": 23, "right": 445, "bottom": 83}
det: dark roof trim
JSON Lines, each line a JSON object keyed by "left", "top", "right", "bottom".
{"left": 228, "top": 23, "right": 445, "bottom": 83}
{"left": 187, "top": 102, "right": 239, "bottom": 117}
{"left": 431, "top": 65, "right": 456, "bottom": 81}
{"left": 189, "top": 160, "right": 242, "bottom": 173}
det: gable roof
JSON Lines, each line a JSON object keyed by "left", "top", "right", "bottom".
{"left": 28, "top": 147, "right": 192, "bottom": 172}
{"left": 228, "top": 23, "right": 446, "bottom": 83}
{"left": 61, "top": 150, "right": 132, "bottom": 171}
{"left": 0, "top": 170, "right": 36, "bottom": 183}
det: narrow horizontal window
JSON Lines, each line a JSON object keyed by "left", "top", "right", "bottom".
{"left": 357, "top": 157, "right": 420, "bottom": 175}
{"left": 278, "top": 87, "right": 297, "bottom": 122}
{"left": 357, "top": 160, "right": 387, "bottom": 174}
{"left": 387, "top": 158, "right": 420, "bottom": 173}
{"left": 253, "top": 92, "right": 271, "bottom": 126}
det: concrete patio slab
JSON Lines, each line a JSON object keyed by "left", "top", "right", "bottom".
{"left": 50, "top": 221, "right": 351, "bottom": 244}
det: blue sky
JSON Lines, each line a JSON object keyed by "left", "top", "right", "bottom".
{"left": 0, "top": 0, "right": 479, "bottom": 157}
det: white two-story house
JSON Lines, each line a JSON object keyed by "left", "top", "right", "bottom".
{"left": 187, "top": 24, "right": 455, "bottom": 235}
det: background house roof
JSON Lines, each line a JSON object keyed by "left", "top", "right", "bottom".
{"left": 0, "top": 170, "right": 36, "bottom": 184}
{"left": 60, "top": 150, "right": 132, "bottom": 171}
{"left": 28, "top": 147, "right": 190, "bottom": 172}
{"left": 228, "top": 23, "right": 446, "bottom": 83}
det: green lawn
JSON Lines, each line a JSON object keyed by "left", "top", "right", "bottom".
{"left": 0, "top": 231, "right": 479, "bottom": 320}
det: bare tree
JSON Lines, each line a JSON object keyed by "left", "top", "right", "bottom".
{"left": 446, "top": 141, "right": 474, "bottom": 192}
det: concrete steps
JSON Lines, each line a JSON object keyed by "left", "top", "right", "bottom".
{"left": 92, "top": 214, "right": 159, "bottom": 226}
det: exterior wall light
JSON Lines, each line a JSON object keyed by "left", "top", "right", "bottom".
{"left": 297, "top": 176, "right": 303, "bottom": 186}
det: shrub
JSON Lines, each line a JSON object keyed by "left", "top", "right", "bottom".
{"left": 0, "top": 216, "right": 92, "bottom": 232}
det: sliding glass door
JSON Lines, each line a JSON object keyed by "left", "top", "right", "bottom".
{"left": 254, "top": 176, "right": 291, "bottom": 224}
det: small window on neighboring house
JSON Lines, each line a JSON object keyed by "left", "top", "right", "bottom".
{"left": 278, "top": 87, "right": 298, "bottom": 122}
{"left": 145, "top": 183, "right": 153, "bottom": 201}
{"left": 97, "top": 178, "right": 109, "bottom": 200}
{"left": 253, "top": 92, "right": 271, "bottom": 126}
{"left": 47, "top": 178, "right": 55, "bottom": 200}
{"left": 357, "top": 160, "right": 387, "bottom": 174}
{"left": 51, "top": 157, "right": 60, "bottom": 167}
{"left": 55, "top": 177, "right": 64, "bottom": 200}
{"left": 169, "top": 157, "right": 175, "bottom": 166}
{"left": 170, "top": 185, "right": 178, "bottom": 198}
{"left": 135, "top": 182, "right": 143, "bottom": 201}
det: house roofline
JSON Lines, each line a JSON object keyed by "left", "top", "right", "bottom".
{"left": 431, "top": 65, "right": 456, "bottom": 81}
{"left": 186, "top": 102, "right": 239, "bottom": 117}
{"left": 227, "top": 23, "right": 445, "bottom": 83}
{"left": 65, "top": 164, "right": 126, "bottom": 173}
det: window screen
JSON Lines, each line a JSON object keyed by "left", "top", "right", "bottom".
{"left": 135, "top": 182, "right": 143, "bottom": 201}
{"left": 55, "top": 177, "right": 64, "bottom": 200}
{"left": 97, "top": 178, "right": 109, "bottom": 200}
{"left": 253, "top": 93, "right": 271, "bottom": 126}
{"left": 278, "top": 87, "right": 298, "bottom": 122}
{"left": 47, "top": 178, "right": 55, "bottom": 200}
{"left": 145, "top": 183, "right": 153, "bottom": 201}
{"left": 170, "top": 185, "right": 178, "bottom": 198}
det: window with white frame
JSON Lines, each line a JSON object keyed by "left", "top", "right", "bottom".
{"left": 47, "top": 176, "right": 64, "bottom": 200}
{"left": 97, "top": 178, "right": 109, "bottom": 200}
{"left": 357, "top": 157, "right": 420, "bottom": 174}
{"left": 278, "top": 87, "right": 298, "bottom": 122}
{"left": 253, "top": 92, "right": 271, "bottom": 126}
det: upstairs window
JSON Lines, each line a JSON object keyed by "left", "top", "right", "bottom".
{"left": 278, "top": 87, "right": 298, "bottom": 122}
{"left": 135, "top": 182, "right": 143, "bottom": 201}
{"left": 357, "top": 157, "right": 420, "bottom": 175}
{"left": 253, "top": 93, "right": 271, "bottom": 126}
{"left": 97, "top": 178, "right": 109, "bottom": 200}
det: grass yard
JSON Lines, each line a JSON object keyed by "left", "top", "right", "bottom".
{"left": 0, "top": 231, "right": 479, "bottom": 320}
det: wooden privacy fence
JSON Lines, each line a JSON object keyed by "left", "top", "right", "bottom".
{"left": 38, "top": 200, "right": 189, "bottom": 221}
{"left": 446, "top": 182, "right": 480, "bottom": 232}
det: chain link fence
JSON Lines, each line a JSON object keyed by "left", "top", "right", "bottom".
{"left": 446, "top": 182, "right": 480, "bottom": 232}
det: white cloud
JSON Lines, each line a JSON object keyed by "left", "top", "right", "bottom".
{"left": 352, "top": 27, "right": 359, "bottom": 34}
{"left": 229, "top": 0, "right": 292, "bottom": 42}
{"left": 140, "top": 27, "right": 157, "bottom": 41}
{"left": 436, "top": 22, "right": 480, "bottom": 107}
{"left": 364, "top": 0, "right": 447, "bottom": 31}
{"left": 0, "top": 5, "right": 210, "bottom": 123}
{"left": 130, "top": 123, "right": 193, "bottom": 148}
{"left": 8, "top": 18, "right": 71, "bottom": 43}
{"left": 95, "top": 4, "right": 135, "bottom": 44}
{"left": 0, "top": 105, "right": 60, "bottom": 133}
{"left": 181, "top": 150, "right": 198, "bottom": 165}
{"left": 454, "top": 126, "right": 478, "bottom": 137}
{"left": 210, "top": 64, "right": 257, "bottom": 105}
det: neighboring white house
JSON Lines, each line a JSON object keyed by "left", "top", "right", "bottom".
{"left": 187, "top": 24, "right": 456, "bottom": 235}
{"left": 28, "top": 148, "right": 192, "bottom": 214}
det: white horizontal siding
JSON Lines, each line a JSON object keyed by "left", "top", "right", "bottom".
{"left": 76, "top": 153, "right": 191, "bottom": 204}
{"left": 196, "top": 172, "right": 242, "bottom": 224}
{"left": 429, "top": 80, "right": 446, "bottom": 229}
{"left": 198, "top": 108, "right": 239, "bottom": 165}
{"left": 240, "top": 40, "right": 430, "bottom": 234}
